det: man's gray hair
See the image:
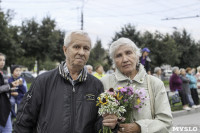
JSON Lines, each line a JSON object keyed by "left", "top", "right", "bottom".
{"left": 172, "top": 66, "right": 179, "bottom": 73}
{"left": 64, "top": 30, "right": 91, "bottom": 47}
{"left": 154, "top": 67, "right": 161, "bottom": 73}
{"left": 109, "top": 37, "right": 141, "bottom": 62}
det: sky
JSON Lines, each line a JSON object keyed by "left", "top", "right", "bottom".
{"left": 1, "top": 0, "right": 200, "bottom": 49}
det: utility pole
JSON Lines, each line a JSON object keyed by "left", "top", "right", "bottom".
{"left": 80, "top": 0, "right": 84, "bottom": 30}
{"left": 0, "top": 0, "right": 2, "bottom": 10}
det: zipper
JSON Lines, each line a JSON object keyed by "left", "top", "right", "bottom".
{"left": 72, "top": 86, "right": 75, "bottom": 92}
{"left": 71, "top": 85, "right": 75, "bottom": 133}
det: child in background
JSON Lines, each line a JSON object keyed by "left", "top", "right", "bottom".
{"left": 8, "top": 65, "right": 27, "bottom": 118}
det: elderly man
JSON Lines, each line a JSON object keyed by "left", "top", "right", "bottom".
{"left": 101, "top": 38, "right": 172, "bottom": 133}
{"left": 14, "top": 31, "right": 104, "bottom": 133}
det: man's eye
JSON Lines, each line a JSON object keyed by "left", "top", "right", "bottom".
{"left": 84, "top": 47, "right": 90, "bottom": 51}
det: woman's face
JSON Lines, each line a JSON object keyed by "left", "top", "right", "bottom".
{"left": 96, "top": 66, "right": 104, "bottom": 74}
{"left": 0, "top": 55, "right": 5, "bottom": 70}
{"left": 180, "top": 69, "right": 186, "bottom": 75}
{"left": 114, "top": 45, "right": 138, "bottom": 76}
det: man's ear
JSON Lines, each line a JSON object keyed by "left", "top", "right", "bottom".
{"left": 63, "top": 45, "right": 67, "bottom": 56}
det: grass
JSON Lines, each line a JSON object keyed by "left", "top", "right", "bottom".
{"left": 27, "top": 83, "right": 31, "bottom": 90}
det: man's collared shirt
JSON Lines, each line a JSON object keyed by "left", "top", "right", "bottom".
{"left": 58, "top": 61, "right": 87, "bottom": 86}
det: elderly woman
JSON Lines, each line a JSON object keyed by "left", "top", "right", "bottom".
{"left": 170, "top": 67, "right": 191, "bottom": 110}
{"left": 101, "top": 38, "right": 172, "bottom": 133}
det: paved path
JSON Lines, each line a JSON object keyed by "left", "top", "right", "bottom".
{"left": 172, "top": 112, "right": 200, "bottom": 132}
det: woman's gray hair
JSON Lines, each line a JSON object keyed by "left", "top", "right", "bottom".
{"left": 197, "top": 66, "right": 200, "bottom": 72}
{"left": 172, "top": 66, "right": 179, "bottom": 73}
{"left": 179, "top": 68, "right": 185, "bottom": 73}
{"left": 64, "top": 30, "right": 91, "bottom": 47}
{"left": 86, "top": 65, "right": 93, "bottom": 70}
{"left": 154, "top": 67, "right": 161, "bottom": 73}
{"left": 109, "top": 37, "right": 141, "bottom": 62}
{"left": 0, "top": 52, "right": 6, "bottom": 59}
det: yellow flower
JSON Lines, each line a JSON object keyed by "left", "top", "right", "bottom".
{"left": 136, "top": 98, "right": 141, "bottom": 105}
{"left": 116, "top": 92, "right": 123, "bottom": 100}
{"left": 96, "top": 97, "right": 108, "bottom": 106}
{"left": 117, "top": 87, "right": 123, "bottom": 90}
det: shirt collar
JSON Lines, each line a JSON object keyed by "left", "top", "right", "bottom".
{"left": 59, "top": 61, "right": 87, "bottom": 82}
{"left": 114, "top": 64, "right": 147, "bottom": 84}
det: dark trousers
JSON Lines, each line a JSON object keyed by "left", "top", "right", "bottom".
{"left": 178, "top": 89, "right": 188, "bottom": 105}
{"left": 191, "top": 89, "right": 199, "bottom": 105}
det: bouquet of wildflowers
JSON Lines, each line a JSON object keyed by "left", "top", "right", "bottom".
{"left": 96, "top": 86, "right": 147, "bottom": 133}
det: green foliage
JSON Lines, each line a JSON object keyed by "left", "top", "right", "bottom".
{"left": 87, "top": 39, "right": 110, "bottom": 71}
{"left": 109, "top": 24, "right": 200, "bottom": 70}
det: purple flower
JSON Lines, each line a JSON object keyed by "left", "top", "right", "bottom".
{"left": 120, "top": 88, "right": 127, "bottom": 93}
{"left": 124, "top": 99, "right": 128, "bottom": 102}
{"left": 135, "top": 88, "right": 146, "bottom": 97}
{"left": 106, "top": 88, "right": 115, "bottom": 95}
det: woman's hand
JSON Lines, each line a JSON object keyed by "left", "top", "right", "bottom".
{"left": 102, "top": 114, "right": 118, "bottom": 129}
{"left": 118, "top": 123, "right": 141, "bottom": 133}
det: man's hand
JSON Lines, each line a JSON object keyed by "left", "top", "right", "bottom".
{"left": 102, "top": 114, "right": 118, "bottom": 129}
{"left": 118, "top": 123, "right": 141, "bottom": 133}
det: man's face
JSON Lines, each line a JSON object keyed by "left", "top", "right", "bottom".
{"left": 13, "top": 68, "right": 21, "bottom": 78}
{"left": 0, "top": 56, "right": 5, "bottom": 70}
{"left": 63, "top": 34, "right": 91, "bottom": 68}
{"left": 114, "top": 45, "right": 138, "bottom": 76}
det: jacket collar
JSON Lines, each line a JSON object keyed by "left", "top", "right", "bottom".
{"left": 114, "top": 64, "right": 147, "bottom": 84}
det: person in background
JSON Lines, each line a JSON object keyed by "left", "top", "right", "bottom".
{"left": 139, "top": 47, "right": 151, "bottom": 74}
{"left": 86, "top": 64, "right": 93, "bottom": 74}
{"left": 8, "top": 65, "right": 27, "bottom": 118}
{"left": 180, "top": 68, "right": 197, "bottom": 109}
{"left": 170, "top": 67, "right": 191, "bottom": 110}
{"left": 14, "top": 30, "right": 103, "bottom": 133}
{"left": 153, "top": 67, "right": 162, "bottom": 80}
{"left": 0, "top": 53, "right": 19, "bottom": 132}
{"left": 186, "top": 67, "right": 200, "bottom": 107}
{"left": 195, "top": 66, "right": 200, "bottom": 89}
{"left": 93, "top": 65, "right": 105, "bottom": 79}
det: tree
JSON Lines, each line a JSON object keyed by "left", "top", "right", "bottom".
{"left": 172, "top": 29, "right": 200, "bottom": 68}
{"left": 0, "top": 10, "right": 23, "bottom": 66}
{"left": 111, "top": 24, "right": 142, "bottom": 47}
{"left": 20, "top": 17, "right": 65, "bottom": 71}
{"left": 87, "top": 39, "right": 109, "bottom": 71}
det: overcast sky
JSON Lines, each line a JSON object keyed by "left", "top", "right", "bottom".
{"left": 2, "top": 0, "right": 200, "bottom": 48}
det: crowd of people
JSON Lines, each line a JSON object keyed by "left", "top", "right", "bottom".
{"left": 0, "top": 30, "right": 199, "bottom": 133}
